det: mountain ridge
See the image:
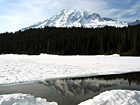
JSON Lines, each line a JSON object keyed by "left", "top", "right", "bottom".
{"left": 128, "top": 20, "right": 140, "bottom": 26}
{"left": 21, "top": 9, "right": 128, "bottom": 31}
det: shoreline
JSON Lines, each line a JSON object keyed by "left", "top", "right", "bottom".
{"left": 1, "top": 71, "right": 140, "bottom": 88}
{"left": 0, "top": 71, "right": 140, "bottom": 105}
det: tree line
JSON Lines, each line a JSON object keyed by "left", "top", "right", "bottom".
{"left": 0, "top": 25, "right": 140, "bottom": 56}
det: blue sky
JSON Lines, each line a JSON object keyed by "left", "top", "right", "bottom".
{"left": 0, "top": 0, "right": 140, "bottom": 33}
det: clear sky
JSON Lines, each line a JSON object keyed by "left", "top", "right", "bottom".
{"left": 0, "top": 0, "right": 140, "bottom": 33}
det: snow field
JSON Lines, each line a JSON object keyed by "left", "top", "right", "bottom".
{"left": 0, "top": 54, "right": 140, "bottom": 85}
{"left": 79, "top": 90, "right": 140, "bottom": 105}
{"left": 0, "top": 93, "right": 57, "bottom": 105}
{"left": 0, "top": 54, "right": 140, "bottom": 105}
{"left": 0, "top": 90, "right": 140, "bottom": 105}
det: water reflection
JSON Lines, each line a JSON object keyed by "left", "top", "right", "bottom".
{"left": 0, "top": 72, "right": 140, "bottom": 105}
{"left": 43, "top": 78, "right": 129, "bottom": 96}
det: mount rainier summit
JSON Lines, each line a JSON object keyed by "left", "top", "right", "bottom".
{"left": 21, "top": 9, "right": 128, "bottom": 31}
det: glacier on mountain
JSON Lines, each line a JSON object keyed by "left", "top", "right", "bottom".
{"left": 21, "top": 9, "right": 128, "bottom": 31}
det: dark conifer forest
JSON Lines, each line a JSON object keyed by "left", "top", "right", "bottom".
{"left": 0, "top": 24, "right": 140, "bottom": 56}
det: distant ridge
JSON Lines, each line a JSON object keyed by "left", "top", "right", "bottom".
{"left": 128, "top": 20, "right": 140, "bottom": 26}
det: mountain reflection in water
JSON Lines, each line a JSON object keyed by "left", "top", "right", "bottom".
{"left": 0, "top": 72, "right": 140, "bottom": 105}
{"left": 42, "top": 72, "right": 140, "bottom": 97}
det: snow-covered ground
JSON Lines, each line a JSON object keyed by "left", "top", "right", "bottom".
{"left": 0, "top": 93, "right": 57, "bottom": 105}
{"left": 0, "top": 54, "right": 140, "bottom": 105}
{"left": 79, "top": 90, "right": 140, "bottom": 105}
{"left": 1, "top": 90, "right": 140, "bottom": 105}
{"left": 0, "top": 54, "right": 140, "bottom": 85}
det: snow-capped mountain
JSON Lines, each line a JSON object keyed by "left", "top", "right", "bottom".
{"left": 128, "top": 20, "right": 140, "bottom": 26}
{"left": 21, "top": 9, "right": 127, "bottom": 31}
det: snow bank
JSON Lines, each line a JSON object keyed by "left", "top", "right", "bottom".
{"left": 0, "top": 54, "right": 140, "bottom": 85}
{"left": 79, "top": 90, "right": 140, "bottom": 105}
{"left": 0, "top": 93, "right": 57, "bottom": 105}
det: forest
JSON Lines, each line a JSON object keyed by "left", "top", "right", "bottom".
{"left": 0, "top": 24, "right": 140, "bottom": 56}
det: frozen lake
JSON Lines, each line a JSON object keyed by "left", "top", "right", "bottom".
{"left": 0, "top": 72, "right": 140, "bottom": 105}
{"left": 0, "top": 54, "right": 140, "bottom": 85}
